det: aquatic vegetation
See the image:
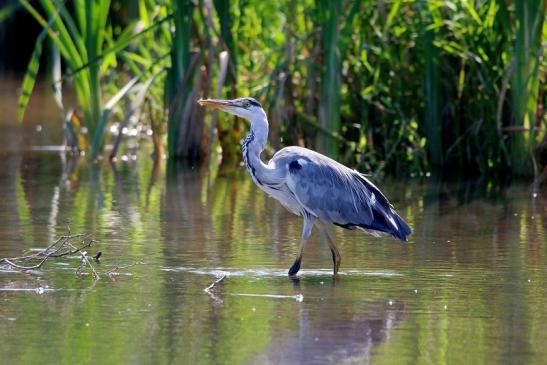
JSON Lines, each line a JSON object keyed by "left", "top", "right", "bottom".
{"left": 512, "top": 0, "right": 545, "bottom": 176}
{"left": 11, "top": 0, "right": 547, "bottom": 176}
{"left": 17, "top": 0, "right": 169, "bottom": 158}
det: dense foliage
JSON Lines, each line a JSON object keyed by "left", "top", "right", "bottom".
{"left": 12, "top": 0, "right": 547, "bottom": 176}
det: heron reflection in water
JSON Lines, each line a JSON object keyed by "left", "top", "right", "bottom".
{"left": 198, "top": 97, "right": 411, "bottom": 277}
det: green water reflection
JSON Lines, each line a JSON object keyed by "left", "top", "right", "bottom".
{"left": 1, "top": 152, "right": 546, "bottom": 364}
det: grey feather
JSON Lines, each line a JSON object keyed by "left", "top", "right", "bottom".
{"left": 270, "top": 146, "right": 411, "bottom": 241}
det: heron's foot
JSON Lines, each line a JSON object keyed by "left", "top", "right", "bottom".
{"left": 334, "top": 259, "right": 341, "bottom": 275}
{"left": 288, "top": 274, "right": 300, "bottom": 283}
{"left": 331, "top": 249, "right": 341, "bottom": 275}
{"left": 288, "top": 258, "right": 301, "bottom": 277}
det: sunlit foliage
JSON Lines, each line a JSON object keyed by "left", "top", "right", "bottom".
{"left": 14, "top": 0, "right": 546, "bottom": 176}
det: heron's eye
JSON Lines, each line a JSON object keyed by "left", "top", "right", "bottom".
{"left": 243, "top": 101, "right": 251, "bottom": 108}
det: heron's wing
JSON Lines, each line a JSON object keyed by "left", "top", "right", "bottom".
{"left": 285, "top": 155, "right": 375, "bottom": 226}
{"left": 274, "top": 147, "right": 411, "bottom": 240}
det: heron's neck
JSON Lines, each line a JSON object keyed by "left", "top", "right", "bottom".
{"left": 242, "top": 114, "right": 273, "bottom": 186}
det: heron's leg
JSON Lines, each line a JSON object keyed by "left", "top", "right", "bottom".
{"left": 316, "top": 221, "right": 341, "bottom": 275}
{"left": 288, "top": 214, "right": 316, "bottom": 276}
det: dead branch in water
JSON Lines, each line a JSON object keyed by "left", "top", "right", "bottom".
{"left": 0, "top": 233, "right": 147, "bottom": 283}
{"left": 106, "top": 262, "right": 144, "bottom": 280}
{"left": 76, "top": 250, "right": 100, "bottom": 281}
{"left": 0, "top": 234, "right": 95, "bottom": 271}
{"left": 204, "top": 274, "right": 227, "bottom": 293}
{"left": 204, "top": 274, "right": 227, "bottom": 304}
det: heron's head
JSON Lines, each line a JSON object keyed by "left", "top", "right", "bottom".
{"left": 197, "top": 97, "right": 265, "bottom": 121}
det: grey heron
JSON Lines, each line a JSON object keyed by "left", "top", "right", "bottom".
{"left": 198, "top": 97, "right": 411, "bottom": 276}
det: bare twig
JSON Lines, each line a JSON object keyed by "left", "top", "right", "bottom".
{"left": 106, "top": 262, "right": 143, "bottom": 279}
{"left": 2, "top": 257, "right": 50, "bottom": 270}
{"left": 5, "top": 234, "right": 83, "bottom": 262}
{"left": 204, "top": 274, "right": 227, "bottom": 304}
{"left": 78, "top": 251, "right": 100, "bottom": 281}
{"left": 0, "top": 234, "right": 94, "bottom": 271}
{"left": 49, "top": 239, "right": 94, "bottom": 258}
{"left": 204, "top": 274, "right": 227, "bottom": 294}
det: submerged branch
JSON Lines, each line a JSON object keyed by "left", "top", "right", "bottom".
{"left": 2, "top": 257, "right": 50, "bottom": 270}
{"left": 1, "top": 232, "right": 145, "bottom": 283}
{"left": 204, "top": 274, "right": 227, "bottom": 304}
{"left": 0, "top": 234, "right": 94, "bottom": 271}
{"left": 204, "top": 274, "right": 227, "bottom": 293}
{"left": 106, "top": 262, "right": 143, "bottom": 279}
{"left": 76, "top": 251, "right": 100, "bottom": 281}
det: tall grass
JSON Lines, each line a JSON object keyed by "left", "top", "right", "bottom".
{"left": 512, "top": 0, "right": 545, "bottom": 176}
{"left": 420, "top": 1, "right": 442, "bottom": 167}
{"left": 317, "top": 0, "right": 342, "bottom": 158}
{"left": 12, "top": 0, "right": 546, "bottom": 177}
{"left": 213, "top": 0, "right": 242, "bottom": 162}
{"left": 18, "top": 0, "right": 169, "bottom": 157}
{"left": 19, "top": 0, "right": 112, "bottom": 156}
{"left": 166, "top": 0, "right": 194, "bottom": 159}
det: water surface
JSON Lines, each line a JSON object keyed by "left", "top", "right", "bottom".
{"left": 1, "top": 78, "right": 546, "bottom": 364}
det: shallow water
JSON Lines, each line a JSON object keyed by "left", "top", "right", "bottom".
{"left": 1, "top": 78, "right": 547, "bottom": 364}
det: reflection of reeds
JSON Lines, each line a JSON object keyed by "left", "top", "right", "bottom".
{"left": 7, "top": 140, "right": 547, "bottom": 363}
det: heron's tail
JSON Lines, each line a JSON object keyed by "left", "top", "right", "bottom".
{"left": 352, "top": 173, "right": 412, "bottom": 241}
{"left": 366, "top": 208, "right": 412, "bottom": 242}
{"left": 389, "top": 211, "right": 412, "bottom": 241}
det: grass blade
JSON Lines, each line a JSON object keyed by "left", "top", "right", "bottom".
{"left": 421, "top": 1, "right": 443, "bottom": 167}
{"left": 317, "top": 0, "right": 342, "bottom": 157}
{"left": 17, "top": 28, "right": 47, "bottom": 123}
{"left": 90, "top": 76, "right": 139, "bottom": 158}
{"left": 110, "top": 69, "right": 165, "bottom": 159}
{"left": 512, "top": 0, "right": 545, "bottom": 175}
{"left": 17, "top": 10, "right": 60, "bottom": 123}
{"left": 58, "top": 13, "right": 173, "bottom": 82}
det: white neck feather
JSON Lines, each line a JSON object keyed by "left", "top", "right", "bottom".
{"left": 242, "top": 112, "right": 279, "bottom": 186}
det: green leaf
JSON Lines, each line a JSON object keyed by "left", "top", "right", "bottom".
{"left": 19, "top": 0, "right": 79, "bottom": 69}
{"left": 109, "top": 69, "right": 165, "bottom": 159}
{"left": 462, "top": 0, "right": 482, "bottom": 25}
{"left": 89, "top": 76, "right": 139, "bottom": 158}
{"left": 17, "top": 10, "right": 60, "bottom": 123}
{"left": 384, "top": 0, "right": 402, "bottom": 34}
{"left": 60, "top": 12, "right": 173, "bottom": 82}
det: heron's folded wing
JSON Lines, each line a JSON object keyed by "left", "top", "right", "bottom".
{"left": 285, "top": 158, "right": 375, "bottom": 226}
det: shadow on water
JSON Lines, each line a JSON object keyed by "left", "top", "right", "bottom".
{"left": 259, "top": 298, "right": 405, "bottom": 364}
{"left": 1, "top": 112, "right": 547, "bottom": 363}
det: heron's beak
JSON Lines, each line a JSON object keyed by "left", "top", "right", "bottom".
{"left": 197, "top": 98, "right": 236, "bottom": 111}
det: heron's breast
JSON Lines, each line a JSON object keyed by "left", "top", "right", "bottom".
{"left": 259, "top": 183, "right": 303, "bottom": 216}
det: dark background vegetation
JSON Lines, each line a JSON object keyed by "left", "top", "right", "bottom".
{"left": 1, "top": 0, "right": 545, "bottom": 178}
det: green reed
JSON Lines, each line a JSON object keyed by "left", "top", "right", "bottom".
{"left": 12, "top": 0, "right": 546, "bottom": 177}
{"left": 18, "top": 0, "right": 169, "bottom": 158}
{"left": 512, "top": 0, "right": 545, "bottom": 176}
